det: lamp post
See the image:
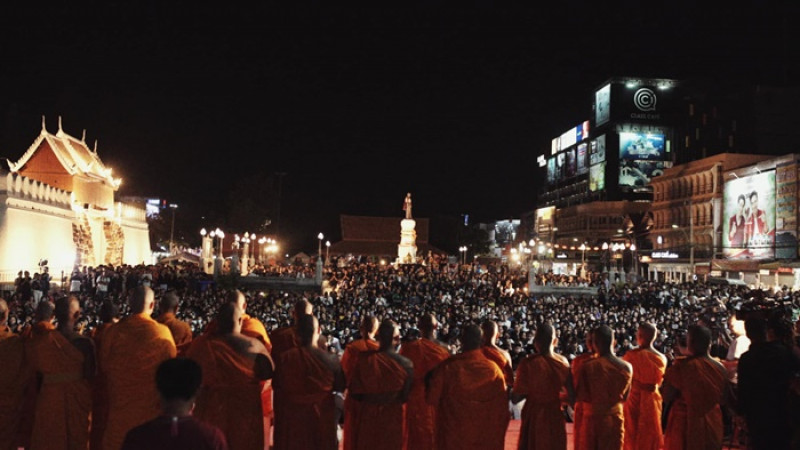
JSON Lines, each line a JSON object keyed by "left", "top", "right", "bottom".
{"left": 325, "top": 240, "right": 330, "bottom": 266}
{"left": 317, "top": 233, "right": 324, "bottom": 262}
{"left": 459, "top": 246, "right": 467, "bottom": 265}
{"left": 579, "top": 243, "right": 587, "bottom": 279}
{"left": 168, "top": 203, "right": 178, "bottom": 255}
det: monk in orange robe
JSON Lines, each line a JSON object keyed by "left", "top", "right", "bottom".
{"left": 0, "top": 299, "right": 32, "bottom": 450}
{"left": 341, "top": 315, "right": 379, "bottom": 450}
{"left": 398, "top": 313, "right": 451, "bottom": 450}
{"left": 27, "top": 296, "right": 94, "bottom": 450}
{"left": 273, "top": 313, "right": 345, "bottom": 450}
{"left": 186, "top": 301, "right": 274, "bottom": 450}
{"left": 571, "top": 332, "right": 595, "bottom": 450}
{"left": 512, "top": 322, "right": 571, "bottom": 450}
{"left": 622, "top": 322, "right": 667, "bottom": 450}
{"left": 100, "top": 286, "right": 177, "bottom": 450}
{"left": 576, "top": 325, "right": 632, "bottom": 450}
{"left": 156, "top": 291, "right": 193, "bottom": 355}
{"left": 428, "top": 323, "right": 510, "bottom": 450}
{"left": 347, "top": 319, "right": 413, "bottom": 450}
{"left": 481, "top": 319, "right": 515, "bottom": 388}
{"left": 270, "top": 297, "right": 313, "bottom": 359}
{"left": 89, "top": 300, "right": 119, "bottom": 450}
{"left": 662, "top": 324, "right": 731, "bottom": 450}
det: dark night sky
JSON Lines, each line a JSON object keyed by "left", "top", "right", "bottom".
{"left": 0, "top": 4, "right": 796, "bottom": 253}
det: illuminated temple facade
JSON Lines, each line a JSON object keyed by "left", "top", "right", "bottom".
{"left": 0, "top": 118, "right": 150, "bottom": 284}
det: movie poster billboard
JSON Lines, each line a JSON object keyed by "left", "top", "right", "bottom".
{"left": 723, "top": 171, "right": 776, "bottom": 259}
{"left": 775, "top": 164, "right": 797, "bottom": 259}
{"left": 590, "top": 134, "right": 606, "bottom": 165}
{"left": 577, "top": 143, "right": 588, "bottom": 175}
{"left": 547, "top": 157, "right": 556, "bottom": 184}
{"left": 618, "top": 160, "right": 669, "bottom": 188}
{"left": 565, "top": 148, "right": 576, "bottom": 178}
{"left": 589, "top": 162, "right": 605, "bottom": 192}
{"left": 556, "top": 152, "right": 566, "bottom": 180}
{"left": 619, "top": 132, "right": 666, "bottom": 160}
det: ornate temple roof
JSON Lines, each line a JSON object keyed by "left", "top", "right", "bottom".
{"left": 7, "top": 116, "right": 121, "bottom": 189}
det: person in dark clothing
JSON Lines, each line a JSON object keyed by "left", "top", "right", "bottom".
{"left": 121, "top": 358, "right": 228, "bottom": 450}
{"left": 736, "top": 317, "right": 799, "bottom": 450}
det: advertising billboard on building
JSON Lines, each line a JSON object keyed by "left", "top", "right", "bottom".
{"left": 619, "top": 132, "right": 666, "bottom": 160}
{"left": 595, "top": 84, "right": 611, "bottom": 126}
{"left": 565, "top": 148, "right": 576, "bottom": 178}
{"left": 619, "top": 160, "right": 670, "bottom": 189}
{"left": 723, "top": 170, "right": 776, "bottom": 259}
{"left": 547, "top": 157, "right": 556, "bottom": 184}
{"left": 590, "top": 135, "right": 606, "bottom": 165}
{"left": 577, "top": 143, "right": 588, "bottom": 175}
{"left": 775, "top": 164, "right": 797, "bottom": 259}
{"left": 589, "top": 163, "right": 605, "bottom": 192}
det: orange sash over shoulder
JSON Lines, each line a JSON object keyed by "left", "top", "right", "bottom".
{"left": 186, "top": 335, "right": 264, "bottom": 450}
{"left": 481, "top": 345, "right": 514, "bottom": 388}
{"left": 514, "top": 354, "right": 570, "bottom": 450}
{"left": 623, "top": 349, "right": 666, "bottom": 450}
{"left": 273, "top": 347, "right": 338, "bottom": 450}
{"left": 156, "top": 312, "right": 193, "bottom": 355}
{"left": 663, "top": 356, "right": 727, "bottom": 450}
{"left": 89, "top": 322, "right": 113, "bottom": 450}
{"left": 399, "top": 338, "right": 450, "bottom": 450}
{"left": 348, "top": 351, "right": 410, "bottom": 450}
{"left": 427, "top": 350, "right": 510, "bottom": 450}
{"left": 100, "top": 313, "right": 176, "bottom": 450}
{"left": 27, "top": 330, "right": 92, "bottom": 450}
{"left": 577, "top": 356, "right": 632, "bottom": 450}
{"left": 341, "top": 338, "right": 379, "bottom": 450}
{"left": 0, "top": 327, "right": 30, "bottom": 450}
{"left": 571, "top": 353, "right": 594, "bottom": 450}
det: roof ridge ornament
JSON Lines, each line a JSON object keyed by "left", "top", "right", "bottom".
{"left": 94, "top": 140, "right": 98, "bottom": 153}
{"left": 58, "top": 115, "right": 63, "bottom": 134}
{"left": 82, "top": 129, "right": 86, "bottom": 142}
{"left": 41, "top": 115, "right": 47, "bottom": 133}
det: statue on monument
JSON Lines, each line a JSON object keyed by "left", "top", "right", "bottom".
{"left": 403, "top": 192, "right": 413, "bottom": 219}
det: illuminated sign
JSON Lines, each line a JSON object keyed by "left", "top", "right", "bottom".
{"left": 537, "top": 154, "right": 547, "bottom": 167}
{"left": 619, "top": 132, "right": 666, "bottom": 160}
{"left": 722, "top": 170, "right": 776, "bottom": 260}
{"left": 652, "top": 251, "right": 679, "bottom": 259}
{"left": 595, "top": 84, "right": 611, "bottom": 126}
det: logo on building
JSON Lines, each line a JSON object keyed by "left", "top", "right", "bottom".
{"left": 633, "top": 88, "right": 657, "bottom": 112}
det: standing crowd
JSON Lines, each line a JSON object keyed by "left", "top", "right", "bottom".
{"left": 2, "top": 256, "right": 800, "bottom": 449}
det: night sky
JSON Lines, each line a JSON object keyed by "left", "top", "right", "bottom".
{"left": 0, "top": 4, "right": 796, "bottom": 253}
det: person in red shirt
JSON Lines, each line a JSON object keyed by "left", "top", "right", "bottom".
{"left": 122, "top": 358, "right": 228, "bottom": 450}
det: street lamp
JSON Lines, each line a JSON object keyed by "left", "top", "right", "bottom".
{"left": 317, "top": 233, "right": 324, "bottom": 261}
{"left": 325, "top": 240, "right": 331, "bottom": 266}
{"left": 579, "top": 243, "right": 587, "bottom": 278}
{"left": 168, "top": 203, "right": 178, "bottom": 254}
{"left": 459, "top": 246, "right": 467, "bottom": 265}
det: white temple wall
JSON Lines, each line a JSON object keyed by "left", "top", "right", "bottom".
{"left": 122, "top": 225, "right": 153, "bottom": 266}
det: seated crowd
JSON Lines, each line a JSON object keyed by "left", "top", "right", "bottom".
{"left": 1, "top": 256, "right": 800, "bottom": 449}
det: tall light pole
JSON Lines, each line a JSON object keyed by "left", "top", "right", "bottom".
{"left": 325, "top": 240, "right": 331, "bottom": 266}
{"left": 317, "top": 232, "right": 324, "bottom": 261}
{"left": 579, "top": 243, "right": 587, "bottom": 278}
{"left": 459, "top": 246, "right": 467, "bottom": 265}
{"left": 168, "top": 203, "right": 178, "bottom": 254}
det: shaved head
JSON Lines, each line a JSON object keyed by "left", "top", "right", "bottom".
{"left": 161, "top": 292, "right": 180, "bottom": 312}
{"left": 293, "top": 298, "right": 313, "bottom": 319}
{"left": 534, "top": 323, "right": 555, "bottom": 347}
{"left": 418, "top": 313, "right": 438, "bottom": 335}
{"left": 592, "top": 325, "right": 614, "bottom": 352}
{"left": 377, "top": 319, "right": 400, "bottom": 350}
{"left": 637, "top": 322, "right": 657, "bottom": 345}
{"left": 217, "top": 302, "right": 243, "bottom": 335}
{"left": 130, "top": 286, "right": 155, "bottom": 314}
{"left": 297, "top": 314, "right": 319, "bottom": 346}
{"left": 226, "top": 290, "right": 246, "bottom": 312}
{"left": 687, "top": 325, "right": 712, "bottom": 356}
{"left": 360, "top": 315, "right": 378, "bottom": 338}
{"left": 35, "top": 300, "right": 55, "bottom": 322}
{"left": 54, "top": 296, "right": 79, "bottom": 325}
{"left": 461, "top": 324, "right": 483, "bottom": 351}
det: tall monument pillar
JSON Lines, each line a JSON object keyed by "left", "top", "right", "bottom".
{"left": 398, "top": 192, "right": 418, "bottom": 264}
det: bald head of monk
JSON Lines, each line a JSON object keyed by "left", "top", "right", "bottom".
{"left": 377, "top": 319, "right": 400, "bottom": 352}
{"left": 687, "top": 324, "right": 712, "bottom": 357}
{"left": 161, "top": 291, "right": 180, "bottom": 314}
{"left": 360, "top": 315, "right": 379, "bottom": 340}
{"left": 297, "top": 314, "right": 319, "bottom": 347}
{"left": 226, "top": 290, "right": 247, "bottom": 313}
{"left": 636, "top": 322, "right": 658, "bottom": 348}
{"left": 584, "top": 329, "right": 595, "bottom": 354}
{"left": 217, "top": 302, "right": 243, "bottom": 335}
{"left": 130, "top": 286, "right": 156, "bottom": 315}
{"left": 480, "top": 319, "right": 499, "bottom": 346}
{"left": 461, "top": 323, "right": 483, "bottom": 352}
{"left": 100, "top": 300, "right": 120, "bottom": 324}
{"left": 292, "top": 298, "right": 313, "bottom": 321}
{"left": 592, "top": 325, "right": 615, "bottom": 355}
{"left": 533, "top": 322, "right": 556, "bottom": 355}
{"left": 0, "top": 298, "right": 8, "bottom": 327}
{"left": 35, "top": 299, "right": 55, "bottom": 323}
{"left": 54, "top": 296, "right": 80, "bottom": 330}
{"left": 418, "top": 313, "right": 439, "bottom": 340}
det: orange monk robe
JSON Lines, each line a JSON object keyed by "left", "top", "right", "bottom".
{"left": 576, "top": 357, "right": 632, "bottom": 450}
{"left": 272, "top": 346, "right": 341, "bottom": 450}
{"left": 16, "top": 321, "right": 54, "bottom": 450}
{"left": 622, "top": 349, "right": 666, "bottom": 450}
{"left": 27, "top": 330, "right": 92, "bottom": 450}
{"left": 347, "top": 351, "right": 411, "bottom": 450}
{"left": 662, "top": 357, "right": 728, "bottom": 450}
{"left": 89, "top": 322, "right": 114, "bottom": 450}
{"left": 427, "top": 349, "right": 510, "bottom": 450}
{"left": 513, "top": 354, "right": 570, "bottom": 450}
{"left": 398, "top": 338, "right": 450, "bottom": 450}
{"left": 156, "top": 312, "right": 193, "bottom": 355}
{"left": 269, "top": 325, "right": 298, "bottom": 360}
{"left": 571, "top": 353, "right": 594, "bottom": 450}
{"left": 100, "top": 314, "right": 176, "bottom": 450}
{"left": 186, "top": 335, "right": 265, "bottom": 450}
{"left": 0, "top": 326, "right": 31, "bottom": 450}
{"left": 482, "top": 345, "right": 515, "bottom": 388}
{"left": 340, "top": 338, "right": 380, "bottom": 450}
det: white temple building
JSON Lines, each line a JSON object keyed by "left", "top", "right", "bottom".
{"left": 0, "top": 117, "right": 151, "bottom": 285}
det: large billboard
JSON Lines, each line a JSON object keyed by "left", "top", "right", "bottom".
{"left": 723, "top": 171, "right": 776, "bottom": 259}
{"left": 577, "top": 143, "right": 588, "bottom": 175}
{"left": 589, "top": 162, "right": 605, "bottom": 192}
{"left": 619, "top": 160, "right": 669, "bottom": 188}
{"left": 547, "top": 157, "right": 556, "bottom": 184}
{"left": 565, "top": 148, "right": 576, "bottom": 178}
{"left": 595, "top": 84, "right": 611, "bottom": 126}
{"left": 619, "top": 132, "right": 666, "bottom": 160}
{"left": 590, "top": 134, "right": 606, "bottom": 165}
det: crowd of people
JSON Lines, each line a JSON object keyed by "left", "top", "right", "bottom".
{"left": 1, "top": 255, "right": 799, "bottom": 449}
